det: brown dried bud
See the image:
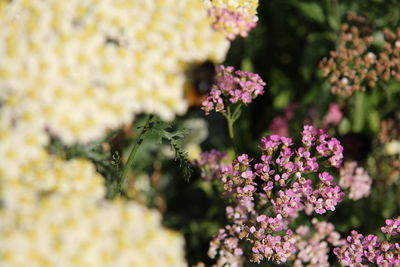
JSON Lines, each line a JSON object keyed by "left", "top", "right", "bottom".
{"left": 319, "top": 13, "right": 400, "bottom": 96}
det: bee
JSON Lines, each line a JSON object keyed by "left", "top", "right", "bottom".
{"left": 185, "top": 60, "right": 216, "bottom": 107}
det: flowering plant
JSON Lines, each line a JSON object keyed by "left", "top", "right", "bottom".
{"left": 1, "top": 1, "right": 400, "bottom": 267}
{"left": 203, "top": 125, "right": 345, "bottom": 264}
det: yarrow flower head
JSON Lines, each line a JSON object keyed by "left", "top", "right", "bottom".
{"left": 208, "top": 125, "right": 345, "bottom": 265}
{"left": 202, "top": 65, "right": 266, "bottom": 114}
{"left": 381, "top": 217, "right": 400, "bottom": 237}
{"left": 340, "top": 161, "right": 372, "bottom": 200}
{"left": 0, "top": 0, "right": 230, "bottom": 146}
{"left": 208, "top": 226, "right": 244, "bottom": 267}
{"left": 320, "top": 12, "right": 400, "bottom": 96}
{"left": 0, "top": 151, "right": 187, "bottom": 266}
{"left": 194, "top": 149, "right": 230, "bottom": 181}
{"left": 0, "top": 1, "right": 235, "bottom": 265}
{"left": 293, "top": 218, "right": 345, "bottom": 267}
{"left": 208, "top": 7, "right": 257, "bottom": 40}
{"left": 0, "top": 196, "right": 187, "bottom": 267}
{"left": 334, "top": 218, "right": 400, "bottom": 266}
{"left": 205, "top": 0, "right": 259, "bottom": 40}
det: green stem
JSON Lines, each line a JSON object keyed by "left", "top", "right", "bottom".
{"left": 333, "top": 0, "right": 341, "bottom": 48}
{"left": 227, "top": 106, "right": 235, "bottom": 140}
{"left": 118, "top": 114, "right": 154, "bottom": 194}
{"left": 224, "top": 105, "right": 242, "bottom": 155}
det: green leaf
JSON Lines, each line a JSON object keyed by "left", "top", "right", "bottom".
{"left": 241, "top": 57, "right": 254, "bottom": 72}
{"left": 327, "top": 13, "right": 340, "bottom": 31}
{"left": 372, "top": 31, "right": 385, "bottom": 47}
{"left": 298, "top": 3, "right": 325, "bottom": 23}
{"left": 338, "top": 117, "right": 351, "bottom": 135}
{"left": 274, "top": 91, "right": 291, "bottom": 109}
{"left": 368, "top": 110, "right": 380, "bottom": 133}
{"left": 352, "top": 92, "right": 366, "bottom": 132}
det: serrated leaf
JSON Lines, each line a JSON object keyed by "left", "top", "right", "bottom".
{"left": 161, "top": 130, "right": 174, "bottom": 140}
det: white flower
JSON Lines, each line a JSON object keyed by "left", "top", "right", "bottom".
{"left": 0, "top": 196, "right": 186, "bottom": 267}
{"left": 0, "top": 0, "right": 230, "bottom": 145}
{"left": 385, "top": 140, "right": 400, "bottom": 155}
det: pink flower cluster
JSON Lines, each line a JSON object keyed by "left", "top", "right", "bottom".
{"left": 249, "top": 228, "right": 296, "bottom": 264}
{"left": 202, "top": 65, "right": 266, "bottom": 115}
{"left": 381, "top": 217, "right": 400, "bottom": 237}
{"left": 340, "top": 161, "right": 372, "bottom": 200}
{"left": 194, "top": 149, "right": 229, "bottom": 181}
{"left": 208, "top": 226, "right": 244, "bottom": 267}
{"left": 321, "top": 103, "right": 343, "bottom": 129}
{"left": 334, "top": 218, "right": 400, "bottom": 266}
{"left": 293, "top": 218, "right": 345, "bottom": 267}
{"left": 301, "top": 125, "right": 343, "bottom": 168}
{"left": 208, "top": 125, "right": 345, "bottom": 264}
{"left": 208, "top": 7, "right": 257, "bottom": 40}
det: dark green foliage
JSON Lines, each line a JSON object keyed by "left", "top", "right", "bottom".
{"left": 46, "top": 135, "right": 123, "bottom": 198}
{"left": 147, "top": 117, "right": 194, "bottom": 181}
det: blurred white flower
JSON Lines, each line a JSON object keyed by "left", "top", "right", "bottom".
{"left": 385, "top": 140, "right": 400, "bottom": 155}
{"left": 0, "top": 0, "right": 230, "bottom": 145}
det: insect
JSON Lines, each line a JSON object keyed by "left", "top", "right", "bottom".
{"left": 185, "top": 60, "right": 216, "bottom": 107}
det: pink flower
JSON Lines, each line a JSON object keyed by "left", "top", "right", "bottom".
{"left": 208, "top": 7, "right": 257, "bottom": 40}
{"left": 202, "top": 65, "right": 266, "bottom": 115}
{"left": 381, "top": 217, "right": 400, "bottom": 237}
{"left": 207, "top": 126, "right": 345, "bottom": 265}
{"left": 194, "top": 149, "right": 228, "bottom": 181}
{"left": 334, "top": 220, "right": 400, "bottom": 266}
{"left": 294, "top": 219, "right": 344, "bottom": 267}
{"left": 339, "top": 161, "right": 372, "bottom": 200}
{"left": 322, "top": 103, "right": 343, "bottom": 128}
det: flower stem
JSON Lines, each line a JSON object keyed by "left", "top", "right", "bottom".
{"left": 227, "top": 106, "right": 235, "bottom": 140}
{"left": 224, "top": 105, "right": 242, "bottom": 155}
{"left": 118, "top": 114, "right": 154, "bottom": 195}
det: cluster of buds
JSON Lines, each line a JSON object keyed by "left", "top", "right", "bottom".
{"left": 208, "top": 125, "right": 345, "bottom": 264}
{"left": 377, "top": 29, "right": 400, "bottom": 81}
{"left": 202, "top": 65, "right": 266, "bottom": 115}
{"left": 334, "top": 217, "right": 400, "bottom": 266}
{"left": 339, "top": 161, "right": 372, "bottom": 200}
{"left": 320, "top": 13, "right": 400, "bottom": 96}
{"left": 319, "top": 13, "right": 376, "bottom": 95}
